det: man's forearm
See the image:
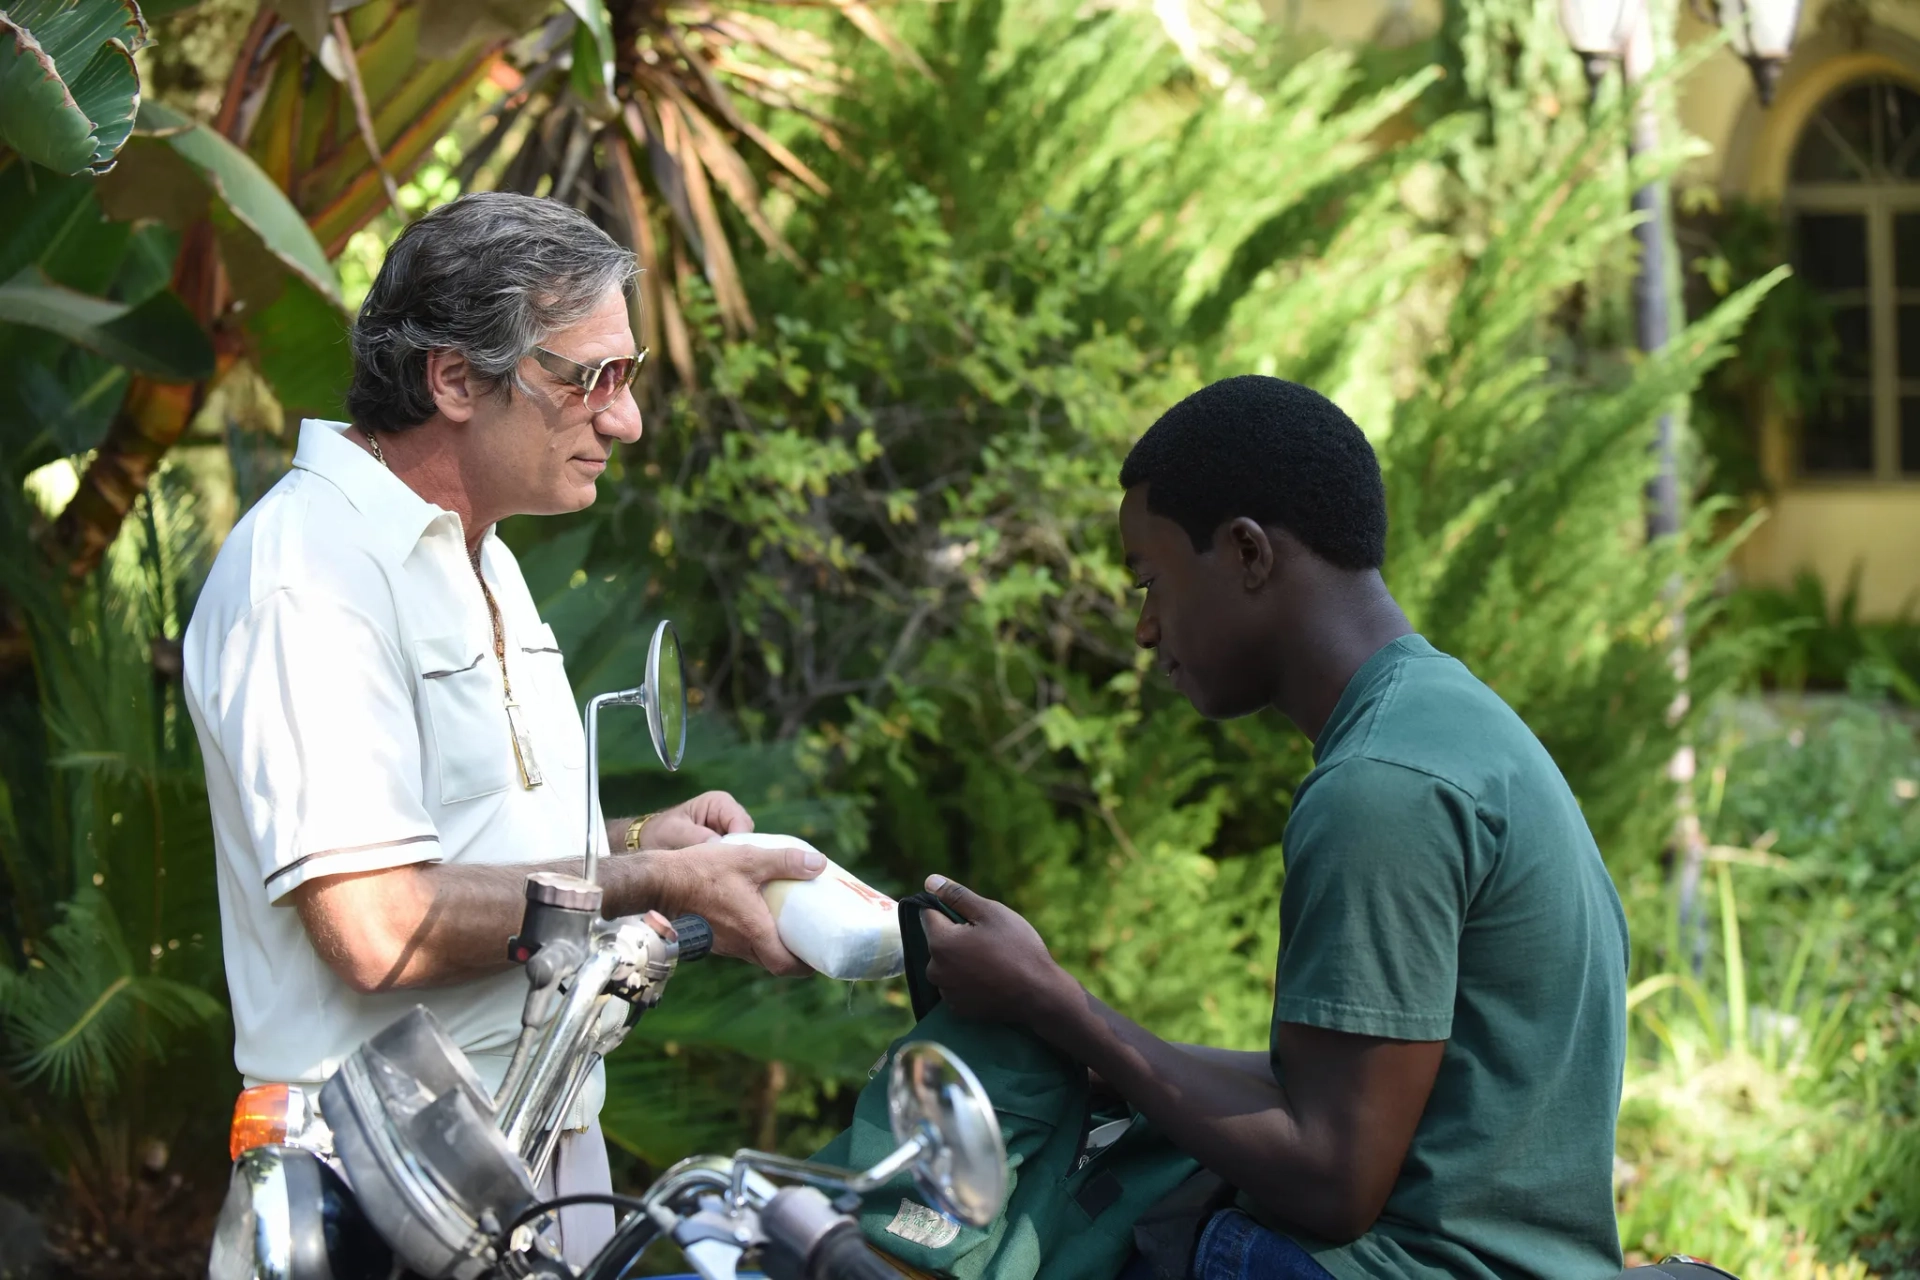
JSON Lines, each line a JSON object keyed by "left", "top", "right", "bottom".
{"left": 1025, "top": 976, "right": 1350, "bottom": 1239}
{"left": 299, "top": 850, "right": 682, "bottom": 992}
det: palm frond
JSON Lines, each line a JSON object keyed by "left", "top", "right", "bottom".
{"left": 0, "top": 891, "right": 225, "bottom": 1098}
{"left": 477, "top": 0, "right": 921, "bottom": 345}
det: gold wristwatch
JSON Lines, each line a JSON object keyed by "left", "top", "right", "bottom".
{"left": 625, "top": 813, "right": 660, "bottom": 851}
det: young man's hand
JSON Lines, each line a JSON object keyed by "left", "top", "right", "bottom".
{"left": 919, "top": 875, "right": 1079, "bottom": 1024}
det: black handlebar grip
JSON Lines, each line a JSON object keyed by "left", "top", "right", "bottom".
{"left": 805, "top": 1222, "right": 899, "bottom": 1280}
{"left": 669, "top": 914, "right": 713, "bottom": 961}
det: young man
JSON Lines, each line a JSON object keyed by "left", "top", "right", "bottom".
{"left": 920, "top": 376, "right": 1630, "bottom": 1279}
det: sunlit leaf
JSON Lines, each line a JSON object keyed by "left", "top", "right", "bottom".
{"left": 0, "top": 0, "right": 147, "bottom": 175}
{"left": 562, "top": 0, "right": 615, "bottom": 110}
{"left": 125, "top": 100, "right": 343, "bottom": 306}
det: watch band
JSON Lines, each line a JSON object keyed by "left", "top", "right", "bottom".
{"left": 625, "top": 812, "right": 660, "bottom": 851}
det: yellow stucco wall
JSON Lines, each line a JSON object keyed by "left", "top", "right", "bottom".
{"left": 1743, "top": 488, "right": 1920, "bottom": 616}
{"left": 1277, "top": 0, "right": 1920, "bottom": 619}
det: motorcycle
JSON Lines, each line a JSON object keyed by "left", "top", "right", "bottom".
{"left": 207, "top": 620, "right": 1009, "bottom": 1280}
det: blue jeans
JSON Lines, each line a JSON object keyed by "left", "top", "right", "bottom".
{"left": 1189, "top": 1208, "right": 1335, "bottom": 1280}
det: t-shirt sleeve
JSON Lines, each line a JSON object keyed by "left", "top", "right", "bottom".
{"left": 209, "top": 588, "right": 442, "bottom": 903}
{"left": 1271, "top": 757, "right": 1480, "bottom": 1042}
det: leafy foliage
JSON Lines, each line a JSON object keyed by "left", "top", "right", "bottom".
{"left": 1712, "top": 569, "right": 1920, "bottom": 702}
{"left": 0, "top": 473, "right": 232, "bottom": 1280}
{"left": 1680, "top": 194, "right": 1842, "bottom": 501}
{"left": 0, "top": 0, "right": 148, "bottom": 176}
{"left": 0, "top": 890, "right": 224, "bottom": 1097}
{"left": 0, "top": 163, "right": 189, "bottom": 474}
{"left": 1614, "top": 698, "right": 1920, "bottom": 1275}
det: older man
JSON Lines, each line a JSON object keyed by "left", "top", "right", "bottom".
{"left": 182, "top": 193, "right": 817, "bottom": 1263}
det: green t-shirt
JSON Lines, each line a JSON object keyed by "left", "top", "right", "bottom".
{"left": 1257, "top": 634, "right": 1628, "bottom": 1280}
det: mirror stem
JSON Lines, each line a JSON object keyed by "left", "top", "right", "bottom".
{"left": 846, "top": 1129, "right": 932, "bottom": 1193}
{"left": 723, "top": 1145, "right": 921, "bottom": 1211}
{"left": 584, "top": 692, "right": 610, "bottom": 886}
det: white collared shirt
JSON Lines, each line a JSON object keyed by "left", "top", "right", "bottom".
{"left": 183, "top": 419, "right": 611, "bottom": 1110}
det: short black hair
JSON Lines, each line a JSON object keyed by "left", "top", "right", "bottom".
{"left": 1119, "top": 375, "right": 1386, "bottom": 570}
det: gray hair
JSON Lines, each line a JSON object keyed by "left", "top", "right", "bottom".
{"left": 347, "top": 192, "right": 636, "bottom": 433}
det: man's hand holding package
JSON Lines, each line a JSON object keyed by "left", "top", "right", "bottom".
{"left": 916, "top": 873, "right": 1444, "bottom": 1244}
{"left": 629, "top": 790, "right": 755, "bottom": 850}
{"left": 641, "top": 835, "right": 822, "bottom": 976}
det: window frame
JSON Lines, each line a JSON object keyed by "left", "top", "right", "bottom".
{"left": 1784, "top": 76, "right": 1920, "bottom": 485}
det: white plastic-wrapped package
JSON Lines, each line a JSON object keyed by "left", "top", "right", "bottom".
{"left": 722, "top": 833, "right": 904, "bottom": 980}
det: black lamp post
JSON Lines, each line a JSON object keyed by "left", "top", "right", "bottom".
{"left": 1558, "top": 0, "right": 1684, "bottom": 543}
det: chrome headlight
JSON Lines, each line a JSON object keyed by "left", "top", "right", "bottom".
{"left": 207, "top": 1145, "right": 389, "bottom": 1280}
{"left": 318, "top": 1007, "right": 535, "bottom": 1280}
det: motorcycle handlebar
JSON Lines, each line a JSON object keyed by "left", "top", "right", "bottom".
{"left": 669, "top": 914, "right": 713, "bottom": 962}
{"left": 806, "top": 1222, "right": 899, "bottom": 1280}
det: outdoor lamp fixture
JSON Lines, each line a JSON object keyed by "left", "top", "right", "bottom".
{"left": 1558, "top": 0, "right": 1644, "bottom": 95}
{"left": 1692, "top": 0, "right": 1803, "bottom": 105}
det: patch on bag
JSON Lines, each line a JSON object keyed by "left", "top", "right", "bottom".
{"left": 885, "top": 1198, "right": 961, "bottom": 1249}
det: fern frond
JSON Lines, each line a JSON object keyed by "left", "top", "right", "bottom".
{"left": 0, "top": 891, "right": 225, "bottom": 1097}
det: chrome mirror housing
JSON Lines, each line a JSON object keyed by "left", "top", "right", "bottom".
{"left": 582, "top": 619, "right": 688, "bottom": 884}
{"left": 645, "top": 619, "right": 687, "bottom": 771}
{"left": 887, "top": 1041, "right": 1008, "bottom": 1228}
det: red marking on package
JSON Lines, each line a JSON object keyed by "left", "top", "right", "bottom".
{"left": 833, "top": 871, "right": 897, "bottom": 911}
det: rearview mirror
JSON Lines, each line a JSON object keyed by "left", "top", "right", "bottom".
{"left": 645, "top": 619, "right": 687, "bottom": 773}
{"left": 582, "top": 620, "right": 689, "bottom": 885}
{"left": 888, "top": 1041, "right": 1008, "bottom": 1227}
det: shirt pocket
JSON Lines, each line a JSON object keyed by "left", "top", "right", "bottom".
{"left": 415, "top": 632, "right": 515, "bottom": 803}
{"left": 519, "top": 622, "right": 585, "bottom": 770}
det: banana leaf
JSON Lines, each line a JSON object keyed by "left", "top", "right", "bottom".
{"left": 0, "top": 0, "right": 146, "bottom": 176}
{"left": 242, "top": 0, "right": 508, "bottom": 255}
{"left": 0, "top": 267, "right": 212, "bottom": 383}
{"left": 98, "top": 99, "right": 339, "bottom": 308}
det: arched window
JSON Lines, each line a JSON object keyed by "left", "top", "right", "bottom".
{"left": 1788, "top": 77, "right": 1920, "bottom": 478}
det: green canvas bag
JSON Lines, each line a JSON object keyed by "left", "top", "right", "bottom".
{"left": 811, "top": 894, "right": 1201, "bottom": 1280}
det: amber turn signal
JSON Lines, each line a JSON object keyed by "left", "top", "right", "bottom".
{"left": 229, "top": 1083, "right": 290, "bottom": 1160}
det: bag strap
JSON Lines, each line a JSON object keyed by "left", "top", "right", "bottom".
{"left": 896, "top": 891, "right": 966, "bottom": 1021}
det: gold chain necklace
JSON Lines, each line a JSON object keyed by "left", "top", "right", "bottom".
{"left": 363, "top": 428, "right": 542, "bottom": 789}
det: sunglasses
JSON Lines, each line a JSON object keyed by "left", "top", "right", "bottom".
{"left": 530, "top": 345, "right": 649, "bottom": 413}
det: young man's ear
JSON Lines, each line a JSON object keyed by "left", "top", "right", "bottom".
{"left": 1225, "top": 517, "right": 1276, "bottom": 590}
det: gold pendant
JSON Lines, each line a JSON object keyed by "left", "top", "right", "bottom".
{"left": 504, "top": 700, "right": 544, "bottom": 789}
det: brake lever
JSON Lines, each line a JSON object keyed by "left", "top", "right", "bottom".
{"left": 672, "top": 1196, "right": 763, "bottom": 1280}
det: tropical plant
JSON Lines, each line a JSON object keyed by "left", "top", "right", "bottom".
{"left": 0, "top": 0, "right": 151, "bottom": 177}
{"left": 0, "top": 0, "right": 352, "bottom": 586}
{"left": 0, "top": 464, "right": 233, "bottom": 1266}
{"left": 36, "top": 97, "right": 349, "bottom": 580}
{"left": 220, "top": 0, "right": 922, "bottom": 388}
{"left": 0, "top": 162, "right": 213, "bottom": 495}
{"left": 1711, "top": 568, "right": 1920, "bottom": 701}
